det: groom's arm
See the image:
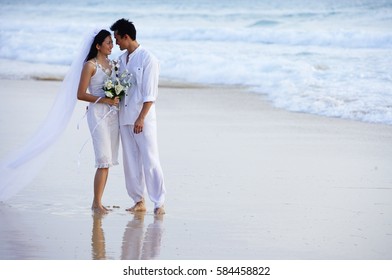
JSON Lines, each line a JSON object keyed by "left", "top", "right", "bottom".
{"left": 133, "top": 53, "right": 159, "bottom": 134}
{"left": 133, "top": 102, "right": 153, "bottom": 134}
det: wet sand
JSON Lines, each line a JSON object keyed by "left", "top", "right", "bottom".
{"left": 0, "top": 78, "right": 392, "bottom": 260}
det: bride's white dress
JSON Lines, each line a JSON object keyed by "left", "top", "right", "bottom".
{"left": 87, "top": 61, "right": 119, "bottom": 168}
{"left": 0, "top": 28, "right": 113, "bottom": 201}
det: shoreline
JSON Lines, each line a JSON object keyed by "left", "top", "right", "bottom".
{"left": 1, "top": 57, "right": 390, "bottom": 127}
{"left": 1, "top": 78, "right": 392, "bottom": 259}
{"left": 7, "top": 75, "right": 392, "bottom": 129}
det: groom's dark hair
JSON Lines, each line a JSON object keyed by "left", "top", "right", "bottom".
{"left": 110, "top": 18, "right": 137, "bottom": 40}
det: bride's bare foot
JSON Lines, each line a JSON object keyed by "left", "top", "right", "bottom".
{"left": 103, "top": 206, "right": 112, "bottom": 212}
{"left": 126, "top": 199, "right": 146, "bottom": 212}
{"left": 154, "top": 205, "right": 165, "bottom": 215}
{"left": 92, "top": 206, "right": 108, "bottom": 215}
{"left": 92, "top": 203, "right": 109, "bottom": 214}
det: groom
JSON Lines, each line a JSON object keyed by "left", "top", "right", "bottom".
{"left": 110, "top": 19, "right": 166, "bottom": 215}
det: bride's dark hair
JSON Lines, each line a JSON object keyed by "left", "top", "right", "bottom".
{"left": 85, "top": 29, "right": 111, "bottom": 61}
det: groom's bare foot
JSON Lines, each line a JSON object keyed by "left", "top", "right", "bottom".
{"left": 126, "top": 199, "right": 146, "bottom": 212}
{"left": 154, "top": 206, "right": 165, "bottom": 215}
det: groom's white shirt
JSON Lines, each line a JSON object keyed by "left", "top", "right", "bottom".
{"left": 118, "top": 45, "right": 160, "bottom": 126}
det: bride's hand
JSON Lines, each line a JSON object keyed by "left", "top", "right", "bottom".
{"left": 105, "top": 97, "right": 120, "bottom": 106}
{"left": 113, "top": 97, "right": 120, "bottom": 106}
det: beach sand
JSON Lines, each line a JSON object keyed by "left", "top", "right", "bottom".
{"left": 0, "top": 78, "right": 391, "bottom": 260}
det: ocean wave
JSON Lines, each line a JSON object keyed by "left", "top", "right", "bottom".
{"left": 248, "top": 20, "right": 280, "bottom": 27}
{"left": 141, "top": 27, "right": 392, "bottom": 49}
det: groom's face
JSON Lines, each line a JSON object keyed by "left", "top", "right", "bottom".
{"left": 114, "top": 31, "right": 126, "bottom": 50}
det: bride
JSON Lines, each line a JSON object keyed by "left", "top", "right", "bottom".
{"left": 77, "top": 29, "right": 120, "bottom": 214}
{"left": 0, "top": 29, "right": 119, "bottom": 214}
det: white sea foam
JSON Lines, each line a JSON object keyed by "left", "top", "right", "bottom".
{"left": 0, "top": 0, "right": 391, "bottom": 125}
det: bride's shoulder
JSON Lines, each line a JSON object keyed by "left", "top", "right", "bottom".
{"left": 84, "top": 59, "right": 97, "bottom": 69}
{"left": 85, "top": 59, "right": 97, "bottom": 66}
{"left": 82, "top": 59, "right": 97, "bottom": 75}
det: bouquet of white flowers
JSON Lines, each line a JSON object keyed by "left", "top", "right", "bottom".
{"left": 102, "top": 60, "right": 132, "bottom": 100}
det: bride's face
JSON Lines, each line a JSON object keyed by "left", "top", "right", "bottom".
{"left": 98, "top": 35, "right": 113, "bottom": 56}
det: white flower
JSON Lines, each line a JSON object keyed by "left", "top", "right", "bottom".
{"left": 104, "top": 79, "right": 114, "bottom": 89}
{"left": 105, "top": 91, "right": 114, "bottom": 98}
{"left": 115, "top": 84, "right": 124, "bottom": 95}
{"left": 120, "top": 72, "right": 128, "bottom": 79}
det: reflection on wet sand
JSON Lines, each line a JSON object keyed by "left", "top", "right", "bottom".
{"left": 121, "top": 213, "right": 164, "bottom": 260}
{"left": 91, "top": 212, "right": 164, "bottom": 260}
{"left": 91, "top": 213, "right": 106, "bottom": 260}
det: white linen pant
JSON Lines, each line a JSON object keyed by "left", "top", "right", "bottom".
{"left": 120, "top": 122, "right": 165, "bottom": 208}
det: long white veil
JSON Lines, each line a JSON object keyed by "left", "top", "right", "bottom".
{"left": 0, "top": 28, "right": 102, "bottom": 201}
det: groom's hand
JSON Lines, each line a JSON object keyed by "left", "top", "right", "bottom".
{"left": 133, "top": 102, "right": 152, "bottom": 134}
{"left": 134, "top": 117, "right": 144, "bottom": 134}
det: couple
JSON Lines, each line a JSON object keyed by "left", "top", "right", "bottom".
{"left": 77, "top": 19, "right": 166, "bottom": 215}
